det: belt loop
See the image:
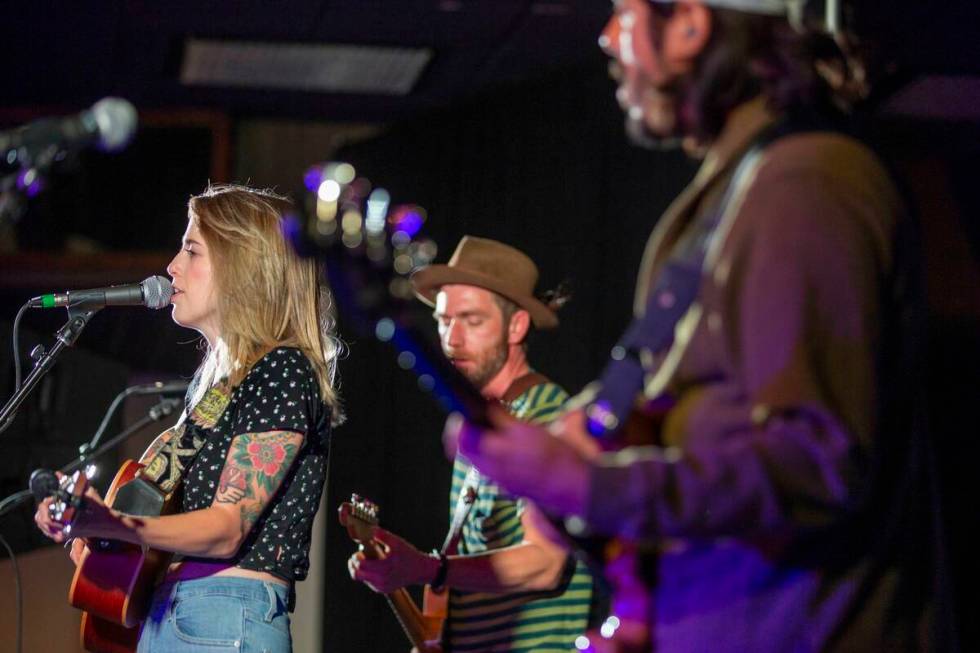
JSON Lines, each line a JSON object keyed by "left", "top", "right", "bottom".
{"left": 166, "top": 580, "right": 182, "bottom": 619}
{"left": 263, "top": 582, "right": 279, "bottom": 623}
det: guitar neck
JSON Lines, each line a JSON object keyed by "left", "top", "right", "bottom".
{"left": 392, "top": 320, "right": 490, "bottom": 427}
{"left": 344, "top": 502, "right": 443, "bottom": 651}
{"left": 322, "top": 252, "right": 490, "bottom": 429}
{"left": 384, "top": 589, "right": 430, "bottom": 649}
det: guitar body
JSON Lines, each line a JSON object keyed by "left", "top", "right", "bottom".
{"left": 68, "top": 460, "right": 180, "bottom": 653}
{"left": 579, "top": 403, "right": 670, "bottom": 651}
{"left": 78, "top": 612, "right": 140, "bottom": 653}
{"left": 421, "top": 585, "right": 448, "bottom": 644}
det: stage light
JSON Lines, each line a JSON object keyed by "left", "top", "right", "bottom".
{"left": 318, "top": 179, "right": 341, "bottom": 203}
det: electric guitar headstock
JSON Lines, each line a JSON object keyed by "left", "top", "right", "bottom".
{"left": 285, "top": 163, "right": 434, "bottom": 326}
{"left": 30, "top": 467, "right": 90, "bottom": 532}
{"left": 284, "top": 162, "right": 489, "bottom": 426}
{"left": 338, "top": 493, "right": 382, "bottom": 555}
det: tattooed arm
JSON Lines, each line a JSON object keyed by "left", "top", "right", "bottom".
{"left": 44, "top": 430, "right": 304, "bottom": 559}
{"left": 210, "top": 431, "right": 304, "bottom": 542}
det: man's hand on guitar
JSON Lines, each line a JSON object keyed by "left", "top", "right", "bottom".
{"left": 548, "top": 408, "right": 603, "bottom": 461}
{"left": 348, "top": 528, "right": 440, "bottom": 594}
{"left": 443, "top": 408, "right": 593, "bottom": 520}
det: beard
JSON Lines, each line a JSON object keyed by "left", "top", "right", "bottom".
{"left": 621, "top": 75, "right": 690, "bottom": 151}
{"left": 625, "top": 112, "right": 684, "bottom": 151}
{"left": 454, "top": 334, "right": 509, "bottom": 390}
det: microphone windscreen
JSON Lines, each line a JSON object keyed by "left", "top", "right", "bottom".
{"left": 142, "top": 275, "right": 173, "bottom": 309}
{"left": 91, "top": 97, "right": 137, "bottom": 152}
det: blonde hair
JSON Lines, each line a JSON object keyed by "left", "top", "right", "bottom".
{"left": 187, "top": 183, "right": 343, "bottom": 419}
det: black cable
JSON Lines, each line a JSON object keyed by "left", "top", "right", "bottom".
{"left": 0, "top": 490, "right": 31, "bottom": 520}
{"left": 12, "top": 301, "right": 30, "bottom": 392}
{"left": 1, "top": 302, "right": 31, "bottom": 435}
{"left": 0, "top": 532, "right": 23, "bottom": 653}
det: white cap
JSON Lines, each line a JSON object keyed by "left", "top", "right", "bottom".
{"left": 650, "top": 0, "right": 840, "bottom": 34}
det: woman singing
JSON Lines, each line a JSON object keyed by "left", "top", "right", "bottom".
{"left": 35, "top": 184, "right": 342, "bottom": 652}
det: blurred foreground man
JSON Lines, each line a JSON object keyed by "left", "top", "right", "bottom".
{"left": 450, "top": 1, "right": 946, "bottom": 651}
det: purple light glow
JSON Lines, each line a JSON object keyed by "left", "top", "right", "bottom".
{"left": 304, "top": 165, "right": 324, "bottom": 193}
{"left": 16, "top": 169, "right": 44, "bottom": 198}
{"left": 390, "top": 205, "right": 425, "bottom": 239}
{"left": 280, "top": 212, "right": 302, "bottom": 247}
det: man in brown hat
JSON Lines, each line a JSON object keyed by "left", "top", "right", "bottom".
{"left": 348, "top": 235, "right": 592, "bottom": 652}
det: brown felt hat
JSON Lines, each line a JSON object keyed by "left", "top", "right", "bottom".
{"left": 411, "top": 235, "right": 558, "bottom": 329}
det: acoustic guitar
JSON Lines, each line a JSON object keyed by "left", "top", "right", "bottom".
{"left": 46, "top": 460, "right": 180, "bottom": 653}
{"left": 339, "top": 495, "right": 445, "bottom": 652}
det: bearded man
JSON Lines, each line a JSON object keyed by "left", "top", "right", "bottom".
{"left": 349, "top": 236, "right": 593, "bottom": 652}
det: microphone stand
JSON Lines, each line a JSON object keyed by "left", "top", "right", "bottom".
{"left": 0, "top": 395, "right": 182, "bottom": 519}
{"left": 0, "top": 306, "right": 99, "bottom": 436}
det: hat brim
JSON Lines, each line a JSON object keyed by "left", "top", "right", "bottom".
{"left": 412, "top": 265, "right": 559, "bottom": 329}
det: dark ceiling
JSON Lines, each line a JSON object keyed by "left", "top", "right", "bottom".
{"left": 3, "top": 1, "right": 980, "bottom": 123}
{"left": 3, "top": 1, "right": 610, "bottom": 121}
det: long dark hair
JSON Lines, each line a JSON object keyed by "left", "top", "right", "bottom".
{"left": 677, "top": 8, "right": 875, "bottom": 142}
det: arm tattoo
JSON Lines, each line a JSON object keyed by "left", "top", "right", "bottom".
{"left": 215, "top": 465, "right": 248, "bottom": 504}
{"left": 213, "top": 430, "right": 303, "bottom": 538}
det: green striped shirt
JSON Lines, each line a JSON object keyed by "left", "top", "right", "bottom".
{"left": 447, "top": 380, "right": 593, "bottom": 652}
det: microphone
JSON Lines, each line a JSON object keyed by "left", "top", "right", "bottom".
{"left": 29, "top": 275, "right": 173, "bottom": 311}
{"left": 0, "top": 97, "right": 138, "bottom": 167}
{"left": 127, "top": 380, "right": 190, "bottom": 398}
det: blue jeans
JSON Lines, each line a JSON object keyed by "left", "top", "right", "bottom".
{"left": 137, "top": 577, "right": 292, "bottom": 653}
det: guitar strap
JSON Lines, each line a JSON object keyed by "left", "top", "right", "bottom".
{"left": 583, "top": 122, "right": 793, "bottom": 440}
{"left": 441, "top": 468, "right": 479, "bottom": 556}
{"left": 139, "top": 380, "right": 232, "bottom": 496}
{"left": 501, "top": 372, "right": 550, "bottom": 404}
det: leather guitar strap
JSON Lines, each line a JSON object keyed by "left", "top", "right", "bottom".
{"left": 441, "top": 468, "right": 479, "bottom": 556}
{"left": 501, "top": 372, "right": 550, "bottom": 404}
{"left": 585, "top": 123, "right": 792, "bottom": 439}
{"left": 138, "top": 380, "right": 231, "bottom": 496}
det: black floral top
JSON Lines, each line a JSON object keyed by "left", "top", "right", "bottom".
{"left": 176, "top": 347, "right": 331, "bottom": 590}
